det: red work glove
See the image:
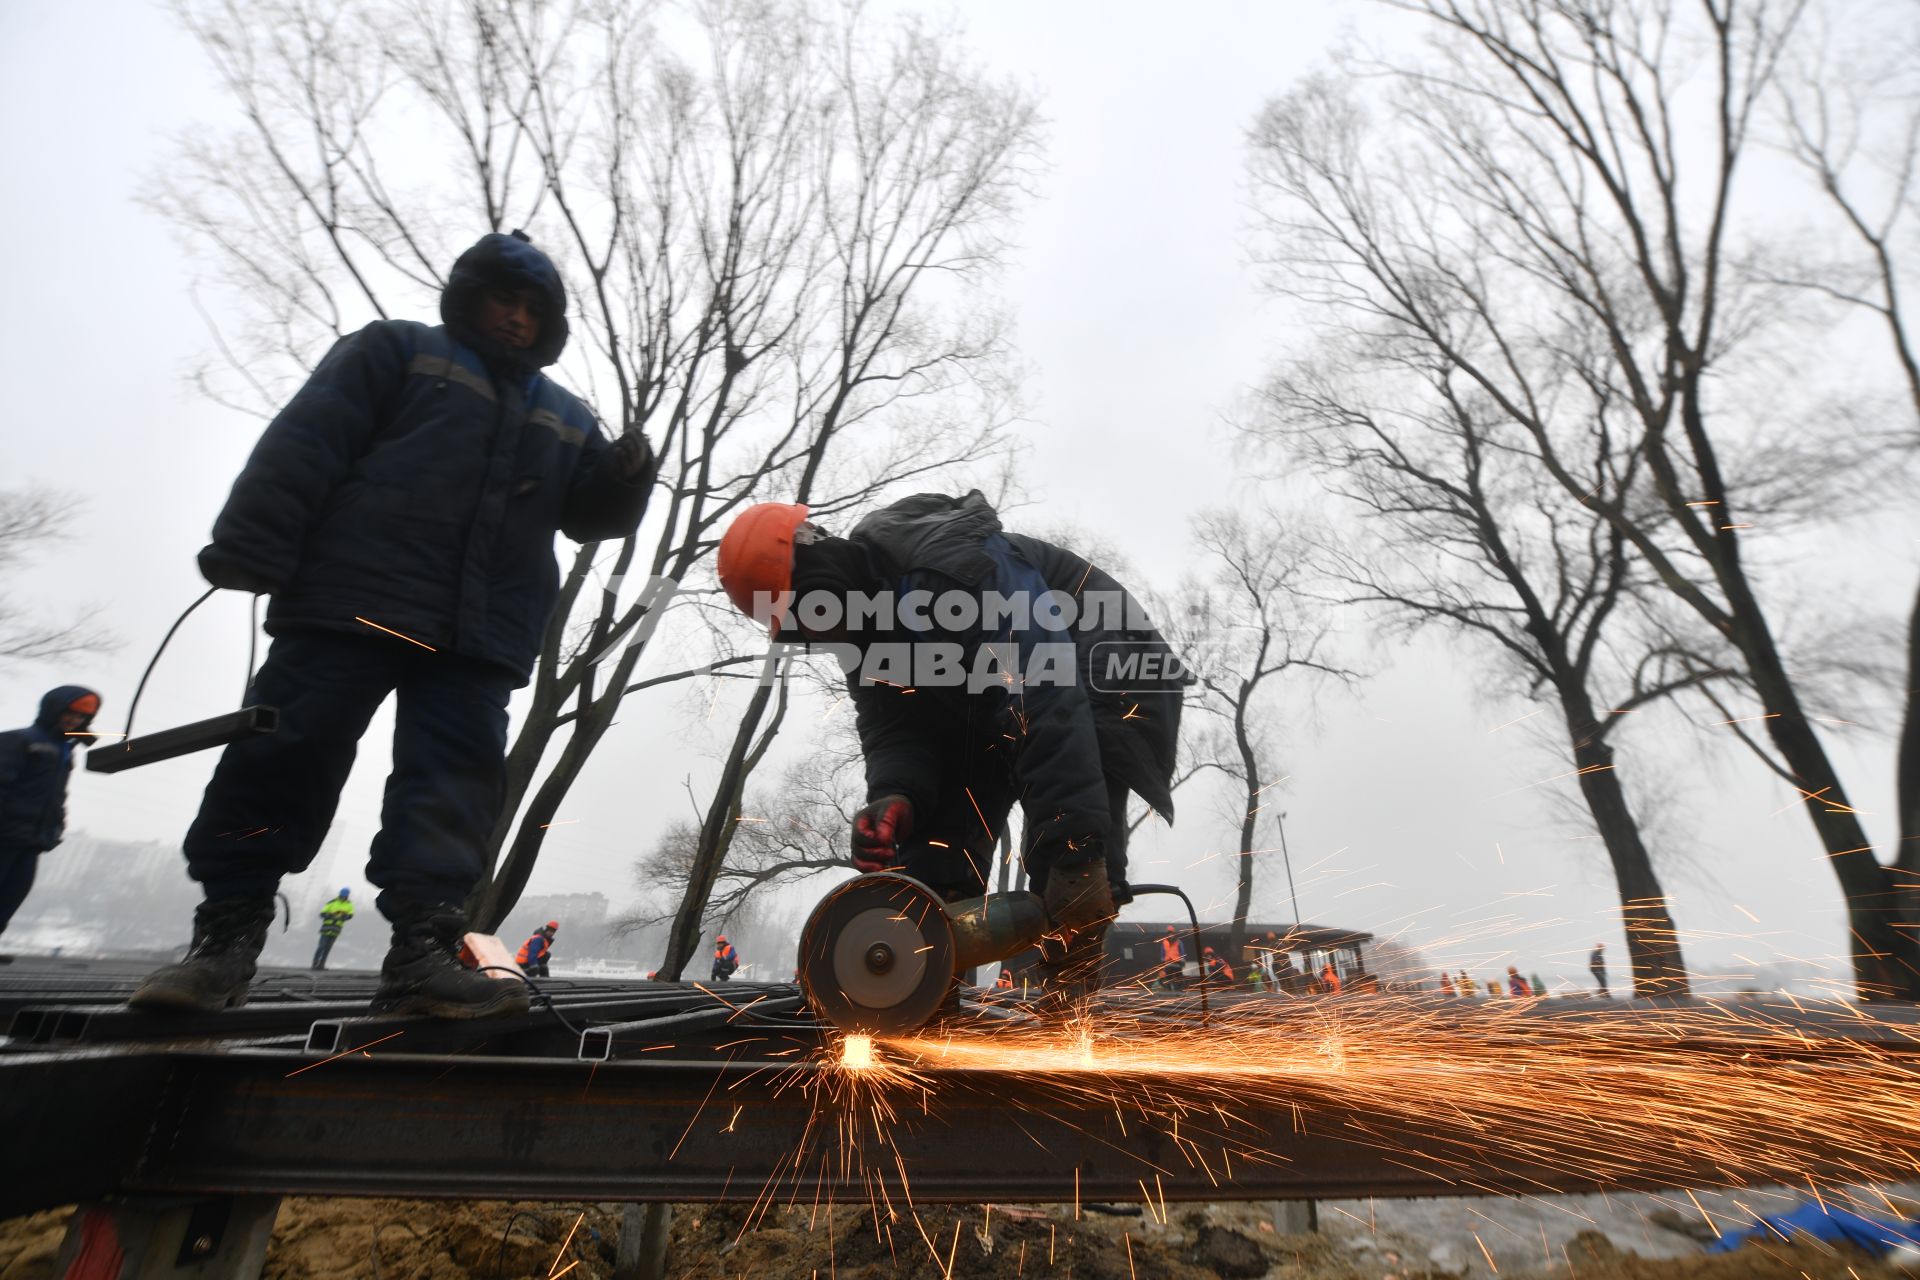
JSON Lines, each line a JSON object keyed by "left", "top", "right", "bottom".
{"left": 850, "top": 794, "right": 913, "bottom": 872}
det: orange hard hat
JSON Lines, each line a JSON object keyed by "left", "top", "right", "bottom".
{"left": 718, "top": 502, "right": 811, "bottom": 633}
{"left": 716, "top": 934, "right": 728, "bottom": 944}
{"left": 546, "top": 921, "right": 559, "bottom": 930}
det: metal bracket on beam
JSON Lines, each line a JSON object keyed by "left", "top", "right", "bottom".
{"left": 304, "top": 1021, "right": 346, "bottom": 1056}
{"left": 9, "top": 1007, "right": 94, "bottom": 1044}
{"left": 578, "top": 1026, "right": 613, "bottom": 1061}
{"left": 576, "top": 996, "right": 805, "bottom": 1061}
{"left": 53, "top": 1196, "right": 280, "bottom": 1280}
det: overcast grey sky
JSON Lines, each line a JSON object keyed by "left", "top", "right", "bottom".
{"left": 1, "top": 0, "right": 1910, "bottom": 989}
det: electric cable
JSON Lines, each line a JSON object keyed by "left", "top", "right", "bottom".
{"left": 1125, "top": 882, "right": 1210, "bottom": 1026}
{"left": 118, "top": 586, "right": 216, "bottom": 741}
{"left": 246, "top": 592, "right": 260, "bottom": 696}
{"left": 491, "top": 1211, "right": 544, "bottom": 1280}
{"left": 472, "top": 966, "right": 592, "bottom": 1037}
{"left": 369, "top": 1218, "right": 425, "bottom": 1280}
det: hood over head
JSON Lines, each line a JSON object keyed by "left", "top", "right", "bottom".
{"left": 848, "top": 491, "right": 1003, "bottom": 585}
{"left": 441, "top": 230, "right": 570, "bottom": 371}
{"left": 36, "top": 685, "right": 101, "bottom": 733}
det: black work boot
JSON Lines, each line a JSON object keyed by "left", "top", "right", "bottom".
{"left": 369, "top": 900, "right": 531, "bottom": 1019}
{"left": 129, "top": 896, "right": 277, "bottom": 1012}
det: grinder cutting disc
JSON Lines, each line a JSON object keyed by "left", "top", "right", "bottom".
{"left": 798, "top": 873, "right": 956, "bottom": 1036}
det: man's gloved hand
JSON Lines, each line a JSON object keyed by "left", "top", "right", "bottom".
{"left": 606, "top": 431, "right": 655, "bottom": 483}
{"left": 197, "top": 545, "right": 279, "bottom": 596}
{"left": 1041, "top": 854, "right": 1117, "bottom": 933}
{"left": 850, "top": 794, "right": 913, "bottom": 872}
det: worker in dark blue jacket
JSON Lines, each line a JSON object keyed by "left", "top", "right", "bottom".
{"left": 0, "top": 687, "right": 101, "bottom": 936}
{"left": 133, "top": 231, "right": 655, "bottom": 1019}
{"left": 717, "top": 492, "right": 1185, "bottom": 999}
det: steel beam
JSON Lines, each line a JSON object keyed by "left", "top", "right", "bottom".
{"left": 7, "top": 1032, "right": 1919, "bottom": 1216}
{"left": 9, "top": 964, "right": 1920, "bottom": 1219}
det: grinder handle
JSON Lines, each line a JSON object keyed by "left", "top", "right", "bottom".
{"left": 948, "top": 891, "right": 1052, "bottom": 970}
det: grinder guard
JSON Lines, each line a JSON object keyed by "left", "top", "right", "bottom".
{"left": 799, "top": 874, "right": 957, "bottom": 1035}
{"left": 799, "top": 873, "right": 1060, "bottom": 1035}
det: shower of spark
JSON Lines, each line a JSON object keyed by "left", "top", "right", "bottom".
{"left": 840, "top": 1034, "right": 875, "bottom": 1070}
{"left": 759, "top": 990, "right": 1920, "bottom": 1253}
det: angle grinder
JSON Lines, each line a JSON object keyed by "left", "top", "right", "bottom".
{"left": 797, "top": 873, "right": 1053, "bottom": 1035}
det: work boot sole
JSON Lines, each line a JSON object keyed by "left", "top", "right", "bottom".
{"left": 368, "top": 988, "right": 532, "bottom": 1020}
{"left": 127, "top": 977, "right": 250, "bottom": 1013}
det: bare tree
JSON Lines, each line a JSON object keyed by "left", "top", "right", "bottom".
{"left": 1250, "top": 351, "right": 1720, "bottom": 993}
{"left": 1246, "top": 0, "right": 1920, "bottom": 997}
{"left": 157, "top": 0, "right": 1038, "bottom": 939}
{"left": 1162, "top": 511, "right": 1353, "bottom": 962}
{"left": 621, "top": 746, "right": 859, "bottom": 936}
{"left": 1773, "top": 0, "right": 1920, "bottom": 923}
{"left": 0, "top": 487, "right": 111, "bottom": 672}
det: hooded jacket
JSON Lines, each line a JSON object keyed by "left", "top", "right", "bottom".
{"left": 0, "top": 686, "right": 99, "bottom": 851}
{"left": 200, "top": 232, "right": 655, "bottom": 681}
{"left": 841, "top": 492, "right": 1185, "bottom": 869}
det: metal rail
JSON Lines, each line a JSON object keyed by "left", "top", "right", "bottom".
{"left": 8, "top": 1031, "right": 1917, "bottom": 1216}
{"left": 7, "top": 961, "right": 1920, "bottom": 1217}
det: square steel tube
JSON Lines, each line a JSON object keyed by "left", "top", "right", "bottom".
{"left": 86, "top": 706, "right": 279, "bottom": 774}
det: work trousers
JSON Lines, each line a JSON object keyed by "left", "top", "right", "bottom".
{"left": 184, "top": 630, "right": 517, "bottom": 914}
{"left": 0, "top": 845, "right": 39, "bottom": 935}
{"left": 891, "top": 729, "right": 1133, "bottom": 903}
{"left": 311, "top": 932, "right": 338, "bottom": 969}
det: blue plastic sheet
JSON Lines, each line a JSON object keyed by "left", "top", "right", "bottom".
{"left": 1706, "top": 1203, "right": 1920, "bottom": 1257}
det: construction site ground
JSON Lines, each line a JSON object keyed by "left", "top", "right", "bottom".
{"left": 6, "top": 1184, "right": 1917, "bottom": 1278}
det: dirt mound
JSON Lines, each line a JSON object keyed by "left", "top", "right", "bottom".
{"left": 2, "top": 1198, "right": 1915, "bottom": 1278}
{"left": 0, "top": 1210, "right": 67, "bottom": 1280}
{"left": 264, "top": 1197, "right": 621, "bottom": 1279}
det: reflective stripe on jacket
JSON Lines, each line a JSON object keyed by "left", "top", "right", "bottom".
{"left": 318, "top": 899, "right": 355, "bottom": 937}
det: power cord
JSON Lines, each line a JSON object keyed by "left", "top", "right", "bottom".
{"left": 369, "top": 1218, "right": 425, "bottom": 1280}
{"left": 471, "top": 966, "right": 592, "bottom": 1037}
{"left": 1125, "top": 882, "right": 1210, "bottom": 1026}
{"left": 247, "top": 592, "right": 260, "bottom": 695}
{"left": 119, "top": 587, "right": 216, "bottom": 742}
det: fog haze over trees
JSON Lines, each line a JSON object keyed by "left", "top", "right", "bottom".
{"left": 2, "top": 0, "right": 1914, "bottom": 999}
{"left": 1243, "top": 0, "right": 1920, "bottom": 998}
{"left": 151, "top": 0, "right": 1039, "bottom": 977}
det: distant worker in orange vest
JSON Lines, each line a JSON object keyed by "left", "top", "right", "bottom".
{"left": 995, "top": 967, "right": 1014, "bottom": 991}
{"left": 1202, "top": 946, "right": 1235, "bottom": 985}
{"left": 710, "top": 934, "right": 740, "bottom": 981}
{"left": 1319, "top": 961, "right": 1341, "bottom": 995}
{"left": 1157, "top": 926, "right": 1185, "bottom": 988}
{"left": 516, "top": 921, "right": 557, "bottom": 978}
{"left": 1506, "top": 966, "right": 1531, "bottom": 998}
